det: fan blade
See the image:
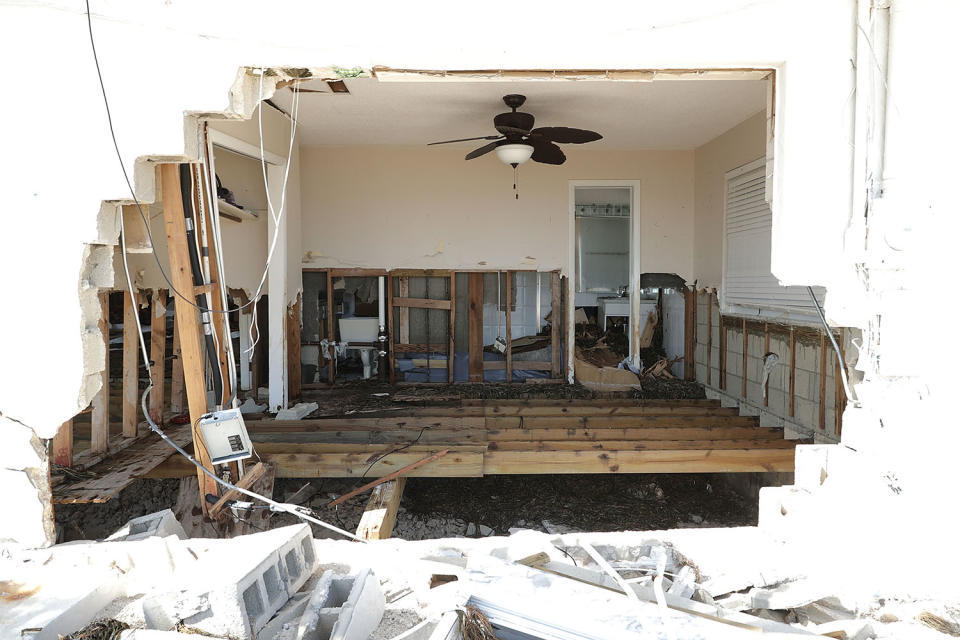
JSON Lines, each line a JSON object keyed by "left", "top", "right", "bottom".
{"left": 495, "top": 124, "right": 532, "bottom": 137}
{"left": 465, "top": 140, "right": 500, "bottom": 160}
{"left": 428, "top": 134, "right": 502, "bottom": 146}
{"left": 530, "top": 127, "right": 602, "bottom": 144}
{"left": 530, "top": 139, "right": 566, "bottom": 165}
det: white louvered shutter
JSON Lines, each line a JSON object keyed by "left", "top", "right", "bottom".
{"left": 723, "top": 158, "right": 825, "bottom": 319}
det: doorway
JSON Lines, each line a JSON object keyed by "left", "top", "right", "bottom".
{"left": 568, "top": 180, "right": 642, "bottom": 374}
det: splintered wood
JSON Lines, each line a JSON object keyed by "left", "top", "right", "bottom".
{"left": 53, "top": 424, "right": 193, "bottom": 504}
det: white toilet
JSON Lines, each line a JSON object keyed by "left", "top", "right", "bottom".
{"left": 338, "top": 317, "right": 380, "bottom": 379}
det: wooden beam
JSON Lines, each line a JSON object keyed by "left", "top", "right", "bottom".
{"left": 505, "top": 271, "right": 513, "bottom": 383}
{"left": 52, "top": 418, "right": 73, "bottom": 467}
{"left": 149, "top": 289, "right": 168, "bottom": 424}
{"left": 392, "top": 297, "right": 451, "bottom": 310}
{"left": 387, "top": 274, "right": 396, "bottom": 384}
{"left": 160, "top": 163, "right": 218, "bottom": 510}
{"left": 488, "top": 426, "right": 784, "bottom": 442}
{"left": 488, "top": 415, "right": 760, "bottom": 429}
{"left": 483, "top": 449, "right": 795, "bottom": 474}
{"left": 398, "top": 276, "right": 410, "bottom": 344}
{"left": 834, "top": 348, "right": 844, "bottom": 436}
{"left": 122, "top": 291, "right": 139, "bottom": 438}
{"left": 328, "top": 450, "right": 448, "bottom": 507}
{"left": 819, "top": 331, "right": 827, "bottom": 430}
{"left": 170, "top": 302, "right": 185, "bottom": 413}
{"left": 327, "top": 270, "right": 335, "bottom": 384}
{"left": 763, "top": 322, "right": 770, "bottom": 407}
{"left": 448, "top": 272, "right": 456, "bottom": 383}
{"left": 550, "top": 271, "right": 562, "bottom": 379}
{"left": 356, "top": 478, "right": 406, "bottom": 540}
{"left": 719, "top": 319, "right": 727, "bottom": 391}
{"left": 483, "top": 360, "right": 552, "bottom": 371}
{"left": 788, "top": 327, "right": 796, "bottom": 418}
{"left": 91, "top": 292, "right": 111, "bottom": 454}
{"left": 287, "top": 294, "right": 302, "bottom": 402}
{"left": 488, "top": 439, "right": 799, "bottom": 452}
{"left": 208, "top": 462, "right": 271, "bottom": 517}
{"left": 468, "top": 273, "right": 483, "bottom": 382}
{"left": 684, "top": 288, "right": 696, "bottom": 381}
{"left": 741, "top": 317, "right": 748, "bottom": 399}
{"left": 392, "top": 343, "right": 448, "bottom": 354}
{"left": 706, "top": 291, "right": 713, "bottom": 386}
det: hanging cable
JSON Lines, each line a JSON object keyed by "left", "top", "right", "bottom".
{"left": 807, "top": 287, "right": 859, "bottom": 407}
{"left": 88, "top": 2, "right": 358, "bottom": 541}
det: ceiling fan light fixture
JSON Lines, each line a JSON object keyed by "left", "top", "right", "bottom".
{"left": 495, "top": 143, "right": 534, "bottom": 166}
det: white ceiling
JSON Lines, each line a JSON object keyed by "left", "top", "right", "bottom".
{"left": 271, "top": 77, "right": 766, "bottom": 151}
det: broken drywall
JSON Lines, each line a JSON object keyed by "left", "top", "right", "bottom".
{"left": 0, "top": 416, "right": 55, "bottom": 548}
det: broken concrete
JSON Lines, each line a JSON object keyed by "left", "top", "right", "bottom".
{"left": 275, "top": 402, "right": 319, "bottom": 420}
{"left": 107, "top": 509, "right": 187, "bottom": 542}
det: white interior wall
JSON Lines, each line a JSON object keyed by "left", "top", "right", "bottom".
{"left": 693, "top": 110, "right": 767, "bottom": 289}
{"left": 299, "top": 146, "right": 694, "bottom": 278}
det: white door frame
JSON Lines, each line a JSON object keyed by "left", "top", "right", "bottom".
{"left": 567, "top": 180, "right": 642, "bottom": 382}
{"left": 208, "top": 128, "right": 289, "bottom": 410}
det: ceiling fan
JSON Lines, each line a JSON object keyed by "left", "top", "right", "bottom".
{"left": 427, "top": 94, "right": 602, "bottom": 167}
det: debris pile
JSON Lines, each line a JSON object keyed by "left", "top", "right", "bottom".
{"left": 10, "top": 508, "right": 959, "bottom": 639}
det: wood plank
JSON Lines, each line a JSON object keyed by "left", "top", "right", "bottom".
{"left": 328, "top": 450, "right": 448, "bottom": 506}
{"left": 390, "top": 268, "right": 452, "bottom": 277}
{"left": 160, "top": 163, "right": 218, "bottom": 510}
{"left": 448, "top": 272, "right": 456, "bottom": 383}
{"left": 835, "top": 345, "right": 845, "bottom": 436}
{"left": 288, "top": 294, "right": 302, "bottom": 402}
{"left": 53, "top": 424, "right": 192, "bottom": 503}
{"left": 356, "top": 478, "right": 406, "bottom": 540}
{"left": 487, "top": 439, "right": 798, "bottom": 452}
{"left": 819, "top": 331, "right": 827, "bottom": 430}
{"left": 250, "top": 429, "right": 486, "bottom": 445}
{"left": 505, "top": 271, "right": 513, "bottom": 383}
{"left": 393, "top": 297, "right": 451, "bottom": 310}
{"left": 387, "top": 274, "right": 396, "bottom": 384}
{"left": 170, "top": 302, "right": 185, "bottom": 414}
{"left": 487, "top": 426, "right": 786, "bottom": 442}
{"left": 246, "top": 416, "right": 486, "bottom": 432}
{"left": 684, "top": 288, "right": 696, "bottom": 381}
{"left": 327, "top": 270, "right": 335, "bottom": 384}
{"left": 393, "top": 343, "right": 448, "bottom": 354}
{"left": 468, "top": 273, "right": 483, "bottom": 382}
{"left": 90, "top": 292, "right": 110, "bottom": 454}
{"left": 147, "top": 445, "right": 484, "bottom": 479}
{"left": 719, "top": 320, "right": 727, "bottom": 390}
{"left": 208, "top": 462, "right": 271, "bottom": 517}
{"left": 52, "top": 418, "right": 73, "bottom": 467}
{"left": 380, "top": 406, "right": 741, "bottom": 417}
{"left": 487, "top": 415, "right": 761, "bottom": 429}
{"left": 149, "top": 289, "right": 168, "bottom": 424}
{"left": 741, "top": 317, "right": 748, "bottom": 398}
{"left": 398, "top": 276, "right": 409, "bottom": 343}
{"left": 483, "top": 449, "right": 796, "bottom": 474}
{"left": 550, "top": 271, "right": 562, "bottom": 378}
{"left": 482, "top": 360, "right": 552, "bottom": 371}
{"left": 706, "top": 291, "right": 713, "bottom": 386}
{"left": 460, "top": 398, "right": 723, "bottom": 407}
{"left": 789, "top": 327, "right": 796, "bottom": 417}
{"left": 122, "top": 290, "right": 139, "bottom": 438}
{"left": 562, "top": 274, "right": 571, "bottom": 381}
{"left": 763, "top": 322, "right": 770, "bottom": 407}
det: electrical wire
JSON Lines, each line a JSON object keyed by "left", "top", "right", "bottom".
{"left": 87, "top": 1, "right": 360, "bottom": 542}
{"left": 85, "top": 0, "right": 291, "bottom": 319}
{"left": 807, "top": 286, "right": 860, "bottom": 407}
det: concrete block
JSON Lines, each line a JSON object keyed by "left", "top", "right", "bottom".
{"left": 793, "top": 444, "right": 832, "bottom": 491}
{"left": 107, "top": 509, "right": 186, "bottom": 542}
{"left": 298, "top": 569, "right": 385, "bottom": 640}
{"left": 275, "top": 402, "right": 319, "bottom": 420}
{"left": 149, "top": 525, "right": 318, "bottom": 640}
{"left": 758, "top": 486, "right": 816, "bottom": 540}
{"left": 239, "top": 398, "right": 268, "bottom": 414}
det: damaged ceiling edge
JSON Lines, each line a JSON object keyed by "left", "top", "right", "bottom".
{"left": 371, "top": 67, "right": 773, "bottom": 82}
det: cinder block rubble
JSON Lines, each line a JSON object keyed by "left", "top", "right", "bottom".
{"left": 297, "top": 569, "right": 385, "bottom": 640}
{"left": 107, "top": 509, "right": 187, "bottom": 542}
{"left": 275, "top": 402, "right": 319, "bottom": 420}
{"left": 146, "top": 524, "right": 318, "bottom": 640}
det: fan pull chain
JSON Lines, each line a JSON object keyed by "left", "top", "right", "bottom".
{"left": 513, "top": 165, "right": 519, "bottom": 200}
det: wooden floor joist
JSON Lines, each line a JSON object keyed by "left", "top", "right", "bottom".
{"left": 90, "top": 292, "right": 111, "bottom": 454}
{"left": 149, "top": 289, "right": 168, "bottom": 424}
{"left": 122, "top": 290, "right": 140, "bottom": 437}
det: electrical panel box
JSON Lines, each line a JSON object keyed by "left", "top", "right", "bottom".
{"left": 198, "top": 408, "right": 253, "bottom": 465}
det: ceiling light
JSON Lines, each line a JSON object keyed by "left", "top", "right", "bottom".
{"left": 495, "top": 143, "right": 534, "bottom": 166}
